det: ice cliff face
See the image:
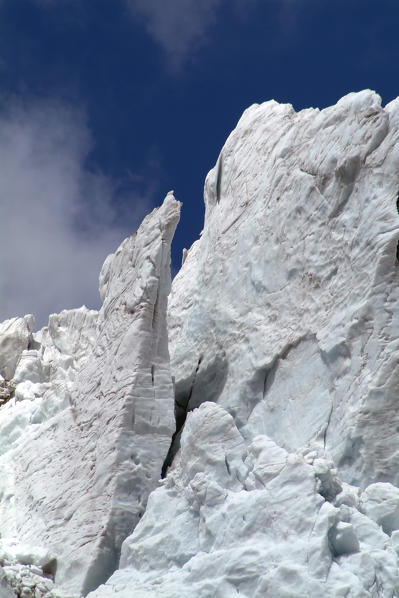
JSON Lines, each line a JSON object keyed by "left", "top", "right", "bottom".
{"left": 2, "top": 91, "right": 399, "bottom": 597}
{"left": 169, "top": 89, "right": 399, "bottom": 488}
{"left": 0, "top": 193, "right": 180, "bottom": 596}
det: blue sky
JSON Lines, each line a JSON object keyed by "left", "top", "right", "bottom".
{"left": 0, "top": 0, "right": 398, "bottom": 326}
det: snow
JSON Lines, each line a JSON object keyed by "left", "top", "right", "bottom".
{"left": 91, "top": 402, "right": 399, "bottom": 597}
{"left": 97, "top": 91, "right": 399, "bottom": 597}
{"left": 0, "top": 194, "right": 180, "bottom": 595}
{"left": 2, "top": 92, "right": 399, "bottom": 597}
{"left": 168, "top": 89, "right": 399, "bottom": 487}
{"left": 0, "top": 316, "right": 33, "bottom": 381}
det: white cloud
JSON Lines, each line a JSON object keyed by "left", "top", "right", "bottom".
{"left": 0, "top": 97, "right": 152, "bottom": 328}
{"left": 126, "top": 0, "right": 223, "bottom": 71}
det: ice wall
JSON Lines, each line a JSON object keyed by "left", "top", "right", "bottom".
{"left": 91, "top": 91, "right": 399, "bottom": 598}
{"left": 0, "top": 193, "right": 181, "bottom": 595}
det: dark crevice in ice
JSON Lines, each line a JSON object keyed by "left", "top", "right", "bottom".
{"left": 215, "top": 155, "right": 223, "bottom": 204}
{"left": 161, "top": 355, "right": 203, "bottom": 478}
{"left": 162, "top": 350, "right": 228, "bottom": 477}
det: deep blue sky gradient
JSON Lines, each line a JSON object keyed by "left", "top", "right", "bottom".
{"left": 0, "top": 0, "right": 398, "bottom": 318}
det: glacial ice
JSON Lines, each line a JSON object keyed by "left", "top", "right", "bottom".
{"left": 95, "top": 91, "right": 399, "bottom": 597}
{"left": 0, "top": 194, "right": 180, "bottom": 595}
{"left": 2, "top": 92, "right": 399, "bottom": 597}
{"left": 0, "top": 316, "right": 34, "bottom": 381}
{"left": 168, "top": 90, "right": 399, "bottom": 486}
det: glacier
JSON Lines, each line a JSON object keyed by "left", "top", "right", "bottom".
{"left": 1, "top": 90, "right": 399, "bottom": 597}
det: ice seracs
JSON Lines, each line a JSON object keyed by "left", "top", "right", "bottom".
{"left": 90, "top": 403, "right": 399, "bottom": 597}
{"left": 94, "top": 91, "right": 399, "bottom": 597}
{"left": 0, "top": 316, "right": 34, "bottom": 381}
{"left": 168, "top": 89, "right": 399, "bottom": 486}
{"left": 0, "top": 193, "right": 181, "bottom": 595}
{"left": 2, "top": 91, "right": 399, "bottom": 597}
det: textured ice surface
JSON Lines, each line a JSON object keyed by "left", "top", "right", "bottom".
{"left": 3, "top": 92, "right": 399, "bottom": 598}
{"left": 91, "top": 403, "right": 399, "bottom": 597}
{"left": 0, "top": 316, "right": 33, "bottom": 381}
{"left": 92, "top": 91, "right": 399, "bottom": 598}
{"left": 168, "top": 90, "right": 399, "bottom": 487}
{"left": 0, "top": 193, "right": 180, "bottom": 595}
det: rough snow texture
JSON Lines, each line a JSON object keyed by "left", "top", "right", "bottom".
{"left": 0, "top": 538, "right": 57, "bottom": 598}
{"left": 91, "top": 91, "right": 399, "bottom": 598}
{"left": 0, "top": 193, "right": 180, "bottom": 596}
{"left": 90, "top": 403, "right": 399, "bottom": 597}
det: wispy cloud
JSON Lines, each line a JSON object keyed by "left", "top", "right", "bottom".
{"left": 126, "top": 0, "right": 224, "bottom": 71}
{"left": 0, "top": 97, "right": 153, "bottom": 328}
